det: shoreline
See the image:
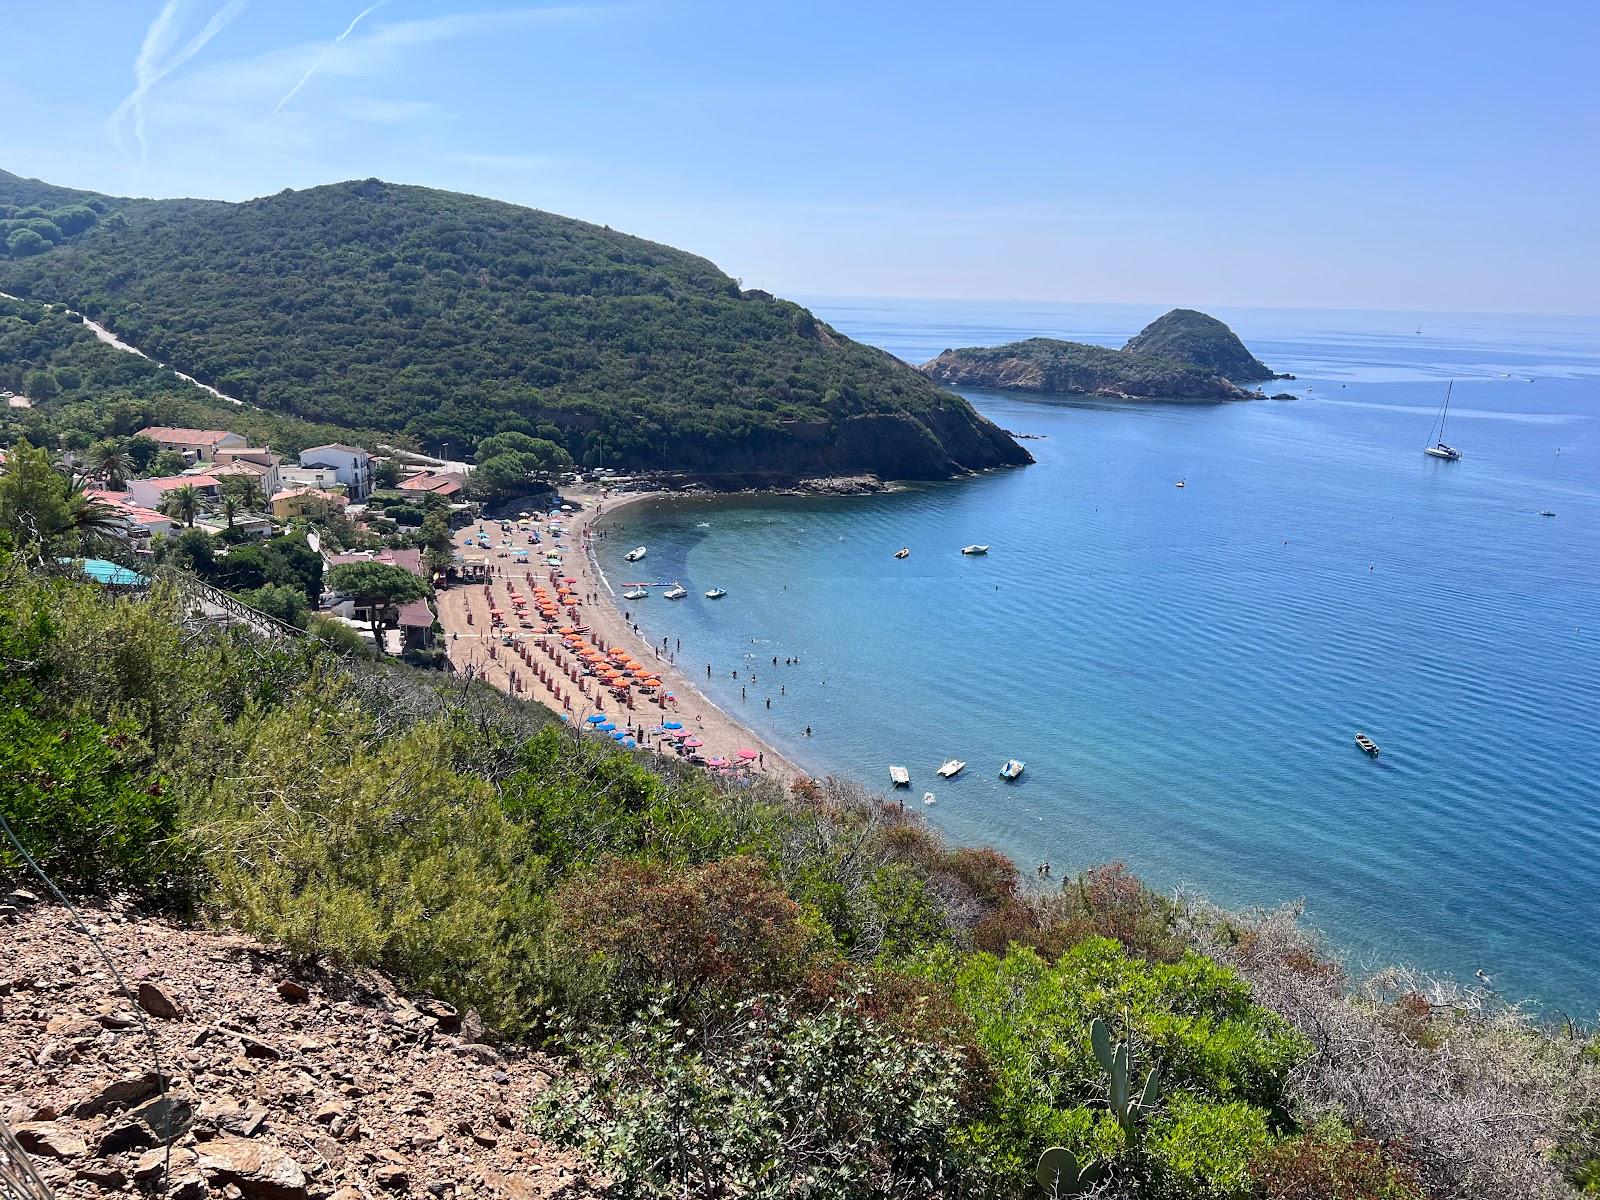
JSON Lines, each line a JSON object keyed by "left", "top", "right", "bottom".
{"left": 437, "top": 486, "right": 803, "bottom": 787}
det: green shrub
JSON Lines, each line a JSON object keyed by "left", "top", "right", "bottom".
{"left": 1146, "top": 1094, "right": 1270, "bottom": 1199}
{"left": 534, "top": 991, "right": 983, "bottom": 1199}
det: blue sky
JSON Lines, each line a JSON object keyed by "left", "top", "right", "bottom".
{"left": 5, "top": 1, "right": 1597, "bottom": 313}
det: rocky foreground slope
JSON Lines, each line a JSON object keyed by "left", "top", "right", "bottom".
{"left": 0, "top": 895, "right": 602, "bottom": 1200}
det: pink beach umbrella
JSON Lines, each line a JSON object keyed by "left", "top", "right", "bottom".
{"left": 736, "top": 748, "right": 758, "bottom": 761}
{"left": 684, "top": 737, "right": 704, "bottom": 748}
{"left": 707, "top": 756, "right": 728, "bottom": 767}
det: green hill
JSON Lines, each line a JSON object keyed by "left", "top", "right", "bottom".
{"left": 0, "top": 174, "right": 1029, "bottom": 481}
{"left": 920, "top": 308, "right": 1282, "bottom": 400}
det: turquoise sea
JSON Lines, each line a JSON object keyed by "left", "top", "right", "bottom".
{"left": 596, "top": 299, "right": 1600, "bottom": 1015}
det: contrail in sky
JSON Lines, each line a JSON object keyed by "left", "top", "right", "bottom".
{"left": 109, "top": 0, "right": 250, "bottom": 160}
{"left": 272, "top": 0, "right": 391, "bottom": 116}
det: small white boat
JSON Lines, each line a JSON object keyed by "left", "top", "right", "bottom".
{"left": 961, "top": 544, "right": 989, "bottom": 556}
{"left": 704, "top": 587, "right": 727, "bottom": 599}
{"left": 999, "top": 759, "right": 1025, "bottom": 780}
{"left": 1538, "top": 510, "right": 1556, "bottom": 517}
{"left": 622, "top": 588, "right": 649, "bottom": 600}
{"left": 624, "top": 546, "right": 648, "bottom": 562}
{"left": 888, "top": 765, "right": 910, "bottom": 787}
{"left": 922, "top": 792, "right": 936, "bottom": 805}
{"left": 937, "top": 759, "right": 965, "bottom": 778}
{"left": 663, "top": 583, "right": 688, "bottom": 600}
{"left": 894, "top": 547, "right": 910, "bottom": 559}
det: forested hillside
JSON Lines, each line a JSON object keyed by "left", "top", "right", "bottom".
{"left": 0, "top": 176, "right": 1029, "bottom": 481}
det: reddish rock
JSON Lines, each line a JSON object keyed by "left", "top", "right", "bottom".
{"left": 196, "top": 1137, "right": 309, "bottom": 1200}
{"left": 15, "top": 1121, "right": 89, "bottom": 1159}
{"left": 137, "top": 981, "right": 184, "bottom": 1020}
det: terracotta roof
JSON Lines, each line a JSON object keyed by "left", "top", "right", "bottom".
{"left": 396, "top": 598, "right": 434, "bottom": 628}
{"left": 398, "top": 472, "right": 464, "bottom": 496}
{"left": 272, "top": 487, "right": 347, "bottom": 504}
{"left": 137, "top": 426, "right": 240, "bottom": 445}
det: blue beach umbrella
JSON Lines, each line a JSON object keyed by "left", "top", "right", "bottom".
{"left": 611, "top": 730, "right": 627, "bottom": 741}
{"left": 558, "top": 714, "right": 570, "bottom": 723}
{"left": 663, "top": 720, "right": 683, "bottom": 730}
{"left": 597, "top": 721, "right": 616, "bottom": 732}
{"left": 586, "top": 714, "right": 607, "bottom": 724}
{"left": 622, "top": 737, "right": 637, "bottom": 748}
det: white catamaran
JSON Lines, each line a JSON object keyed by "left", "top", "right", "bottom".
{"left": 1423, "top": 382, "right": 1463, "bottom": 460}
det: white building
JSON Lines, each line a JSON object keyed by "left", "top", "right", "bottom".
{"left": 136, "top": 426, "right": 248, "bottom": 463}
{"left": 299, "top": 444, "right": 373, "bottom": 501}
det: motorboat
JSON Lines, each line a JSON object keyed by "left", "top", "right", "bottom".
{"left": 894, "top": 547, "right": 910, "bottom": 559}
{"left": 1175, "top": 480, "right": 1187, "bottom": 488}
{"left": 1539, "top": 510, "right": 1556, "bottom": 517}
{"left": 704, "top": 587, "right": 727, "bottom": 599}
{"left": 999, "top": 759, "right": 1025, "bottom": 780}
{"left": 937, "top": 759, "right": 965, "bottom": 778}
{"left": 624, "top": 546, "right": 648, "bottom": 562}
{"left": 961, "top": 544, "right": 989, "bottom": 556}
{"left": 922, "top": 792, "right": 936, "bottom": 805}
{"left": 888, "top": 765, "right": 910, "bottom": 787}
{"left": 663, "top": 583, "right": 688, "bottom": 600}
{"left": 1423, "top": 381, "right": 1463, "bottom": 460}
{"left": 1354, "top": 733, "right": 1380, "bottom": 756}
{"left": 622, "top": 588, "right": 649, "bottom": 600}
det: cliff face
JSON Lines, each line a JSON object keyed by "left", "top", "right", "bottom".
{"left": 919, "top": 309, "right": 1279, "bottom": 401}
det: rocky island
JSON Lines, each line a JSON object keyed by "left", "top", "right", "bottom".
{"left": 920, "top": 308, "right": 1290, "bottom": 401}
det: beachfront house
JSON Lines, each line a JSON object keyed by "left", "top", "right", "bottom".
{"left": 211, "top": 448, "right": 282, "bottom": 497}
{"left": 136, "top": 426, "right": 248, "bottom": 464}
{"left": 398, "top": 471, "right": 465, "bottom": 499}
{"left": 270, "top": 487, "right": 349, "bottom": 522}
{"left": 86, "top": 490, "right": 181, "bottom": 544}
{"left": 127, "top": 474, "right": 223, "bottom": 511}
{"left": 275, "top": 465, "right": 344, "bottom": 494}
{"left": 322, "top": 548, "right": 434, "bottom": 652}
{"left": 299, "top": 444, "right": 373, "bottom": 501}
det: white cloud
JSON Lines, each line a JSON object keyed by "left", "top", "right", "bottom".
{"left": 108, "top": 0, "right": 250, "bottom": 160}
{"left": 272, "top": 0, "right": 391, "bottom": 117}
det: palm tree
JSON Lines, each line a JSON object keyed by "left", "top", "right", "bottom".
{"left": 88, "top": 442, "right": 133, "bottom": 489}
{"left": 64, "top": 476, "right": 128, "bottom": 542}
{"left": 220, "top": 493, "right": 241, "bottom": 529}
{"left": 161, "top": 484, "right": 204, "bottom": 528}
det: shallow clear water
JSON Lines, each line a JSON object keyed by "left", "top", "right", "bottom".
{"left": 596, "top": 299, "right": 1600, "bottom": 1014}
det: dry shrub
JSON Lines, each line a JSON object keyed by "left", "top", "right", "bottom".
{"left": 1185, "top": 897, "right": 1600, "bottom": 1200}
{"left": 553, "top": 854, "right": 827, "bottom": 1012}
{"left": 1249, "top": 1127, "right": 1426, "bottom": 1200}
{"left": 1053, "top": 861, "right": 1185, "bottom": 962}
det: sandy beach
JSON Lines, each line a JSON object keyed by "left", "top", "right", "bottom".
{"left": 436, "top": 487, "right": 802, "bottom": 786}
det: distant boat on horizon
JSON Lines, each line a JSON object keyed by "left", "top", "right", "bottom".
{"left": 1423, "top": 381, "right": 1463, "bottom": 460}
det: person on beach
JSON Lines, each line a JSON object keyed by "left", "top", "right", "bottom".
{"left": 765, "top": 697, "right": 771, "bottom": 708}
{"left": 805, "top": 725, "right": 812, "bottom": 737}
{"left": 741, "top": 686, "right": 746, "bottom": 699}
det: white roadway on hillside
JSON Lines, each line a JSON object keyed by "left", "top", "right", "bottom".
{"left": 1, "top": 289, "right": 245, "bottom": 407}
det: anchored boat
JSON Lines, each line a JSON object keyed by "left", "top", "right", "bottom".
{"left": 663, "top": 582, "right": 688, "bottom": 600}
{"left": 704, "top": 587, "right": 727, "bottom": 599}
{"left": 622, "top": 588, "right": 649, "bottom": 600}
{"left": 999, "top": 759, "right": 1025, "bottom": 780}
{"left": 937, "top": 759, "right": 965, "bottom": 778}
{"left": 624, "top": 546, "right": 648, "bottom": 562}
{"left": 1423, "top": 382, "right": 1463, "bottom": 460}
{"left": 1354, "top": 733, "right": 1380, "bottom": 756}
{"left": 961, "top": 544, "right": 989, "bottom": 556}
{"left": 889, "top": 765, "right": 910, "bottom": 787}
{"left": 894, "top": 547, "right": 910, "bottom": 559}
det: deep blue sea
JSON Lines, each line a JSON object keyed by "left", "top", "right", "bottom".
{"left": 596, "top": 299, "right": 1600, "bottom": 1015}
